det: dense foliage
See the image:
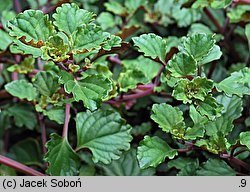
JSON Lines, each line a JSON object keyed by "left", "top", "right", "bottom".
{"left": 0, "top": 0, "right": 250, "bottom": 176}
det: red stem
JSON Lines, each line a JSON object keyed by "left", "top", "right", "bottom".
{"left": 62, "top": 103, "right": 70, "bottom": 138}
{"left": 0, "top": 155, "right": 45, "bottom": 176}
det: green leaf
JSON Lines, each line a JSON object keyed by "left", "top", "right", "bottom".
{"left": 196, "top": 94, "right": 223, "bottom": 120}
{"left": 132, "top": 122, "right": 151, "bottom": 136}
{"left": 151, "top": 103, "right": 185, "bottom": 138}
{"left": 53, "top": 3, "right": 95, "bottom": 35}
{"left": 125, "top": 0, "right": 146, "bottom": 13}
{"left": 132, "top": 33, "right": 167, "bottom": 64}
{"left": 180, "top": 33, "right": 215, "bottom": 62}
{"left": 137, "top": 136, "right": 178, "bottom": 169}
{"left": 8, "top": 10, "right": 55, "bottom": 46}
{"left": 195, "top": 136, "right": 228, "bottom": 154}
{"left": 118, "top": 69, "right": 149, "bottom": 92}
{"left": 184, "top": 126, "right": 205, "bottom": 140}
{"left": 97, "top": 12, "right": 116, "bottom": 30}
{"left": 168, "top": 157, "right": 199, "bottom": 176}
{"left": 171, "top": 5, "right": 201, "bottom": 28}
{"left": 240, "top": 131, "right": 250, "bottom": 149}
{"left": 9, "top": 38, "right": 42, "bottom": 58}
{"left": 206, "top": 116, "right": 234, "bottom": 138}
{"left": 189, "top": 104, "right": 208, "bottom": 125}
{"left": 6, "top": 103, "right": 37, "bottom": 130}
{"left": 0, "top": 29, "right": 12, "bottom": 52}
{"left": 41, "top": 35, "right": 69, "bottom": 62}
{"left": 178, "top": 163, "right": 199, "bottom": 176}
{"left": 199, "top": 45, "right": 222, "bottom": 65}
{"left": 227, "top": 5, "right": 250, "bottom": 23}
{"left": 173, "top": 77, "right": 213, "bottom": 104}
{"left": 100, "top": 149, "right": 155, "bottom": 176}
{"left": 5, "top": 79, "right": 37, "bottom": 101}
{"left": 33, "top": 71, "right": 60, "bottom": 97}
{"left": 45, "top": 133, "right": 81, "bottom": 176}
{"left": 65, "top": 75, "right": 112, "bottom": 111}
{"left": 118, "top": 56, "right": 161, "bottom": 92}
{"left": 216, "top": 67, "right": 250, "bottom": 97}
{"left": 168, "top": 157, "right": 196, "bottom": 170}
{"left": 154, "top": 0, "right": 201, "bottom": 28}
{"left": 26, "top": 0, "right": 46, "bottom": 9}
{"left": 72, "top": 24, "right": 109, "bottom": 54}
{"left": 10, "top": 138, "right": 42, "bottom": 166}
{"left": 246, "top": 23, "right": 250, "bottom": 52}
{"left": 0, "top": 111, "right": 11, "bottom": 132}
{"left": 217, "top": 95, "right": 243, "bottom": 121}
{"left": 0, "top": 0, "right": 12, "bottom": 14}
{"left": 7, "top": 56, "right": 35, "bottom": 74}
{"left": 184, "top": 105, "right": 207, "bottom": 140}
{"left": 75, "top": 110, "right": 132, "bottom": 164}
{"left": 43, "top": 106, "right": 65, "bottom": 125}
{"left": 102, "top": 35, "right": 122, "bottom": 51}
{"left": 197, "top": 159, "right": 236, "bottom": 176}
{"left": 168, "top": 52, "right": 197, "bottom": 77}
{"left": 59, "top": 70, "right": 74, "bottom": 84}
{"left": 0, "top": 165, "right": 16, "bottom": 176}
{"left": 1, "top": 10, "right": 16, "bottom": 31}
{"left": 193, "top": 0, "right": 232, "bottom": 9}
{"left": 189, "top": 23, "right": 214, "bottom": 35}
{"left": 104, "top": 1, "right": 127, "bottom": 16}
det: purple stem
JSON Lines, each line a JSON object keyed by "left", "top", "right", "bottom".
{"left": 234, "top": 0, "right": 250, "bottom": 4}
{"left": 115, "top": 87, "right": 154, "bottom": 101}
{"left": 37, "top": 58, "right": 43, "bottom": 70}
{"left": 137, "top": 83, "right": 155, "bottom": 90}
{"left": 62, "top": 103, "right": 71, "bottom": 138}
{"left": 108, "top": 55, "right": 122, "bottom": 65}
{"left": 154, "top": 65, "right": 164, "bottom": 85}
{"left": 0, "top": 155, "right": 45, "bottom": 176}
{"left": 203, "top": 8, "right": 223, "bottom": 34}
{"left": 37, "top": 114, "right": 47, "bottom": 156}
{"left": 220, "top": 153, "right": 250, "bottom": 171}
{"left": 177, "top": 147, "right": 192, "bottom": 153}
{"left": 13, "top": 0, "right": 22, "bottom": 13}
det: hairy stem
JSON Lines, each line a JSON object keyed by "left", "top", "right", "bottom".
{"left": 0, "top": 155, "right": 45, "bottom": 176}
{"left": 62, "top": 103, "right": 71, "bottom": 138}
